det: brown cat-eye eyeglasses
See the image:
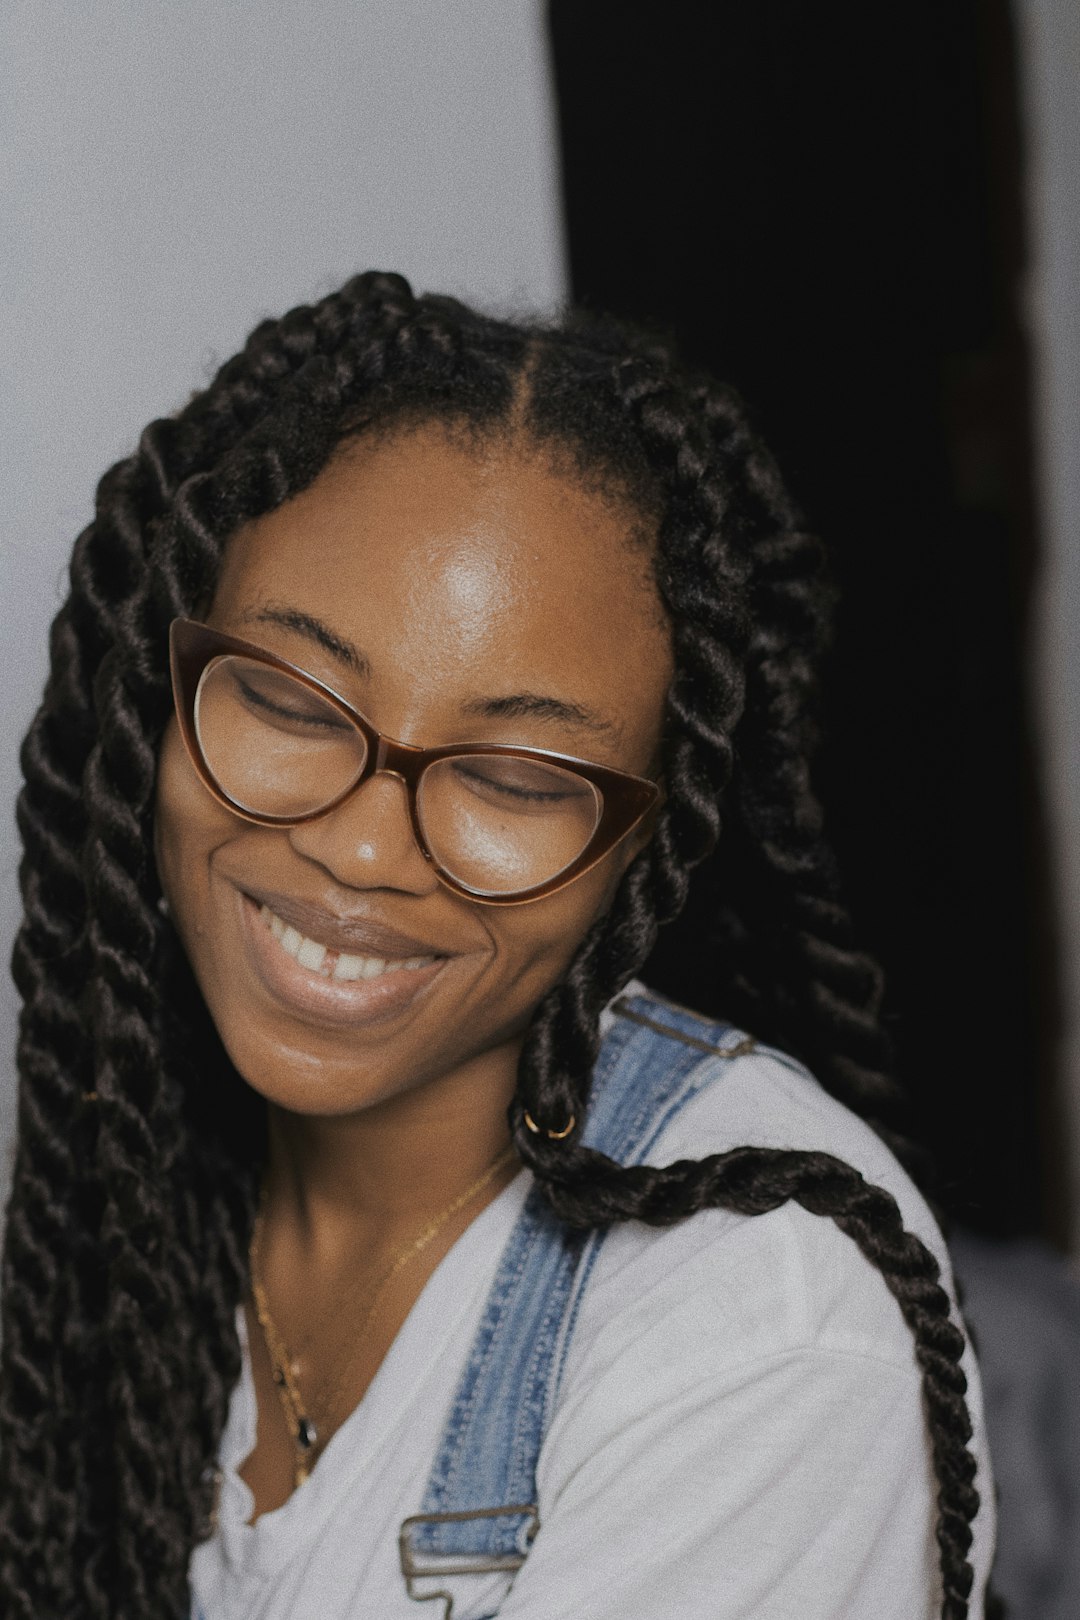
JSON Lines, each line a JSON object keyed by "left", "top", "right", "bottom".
{"left": 169, "top": 618, "right": 662, "bottom": 905}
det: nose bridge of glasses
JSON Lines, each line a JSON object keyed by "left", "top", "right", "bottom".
{"left": 309, "top": 740, "right": 433, "bottom": 871}
{"left": 371, "top": 731, "right": 428, "bottom": 786}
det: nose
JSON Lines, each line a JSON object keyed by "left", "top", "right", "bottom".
{"left": 286, "top": 770, "right": 439, "bottom": 897}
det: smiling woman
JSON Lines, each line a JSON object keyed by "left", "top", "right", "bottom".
{"left": 1, "top": 273, "right": 998, "bottom": 1619}
{"left": 156, "top": 427, "right": 669, "bottom": 1136}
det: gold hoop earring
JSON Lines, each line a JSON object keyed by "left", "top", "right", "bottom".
{"left": 523, "top": 1109, "right": 576, "bottom": 1142}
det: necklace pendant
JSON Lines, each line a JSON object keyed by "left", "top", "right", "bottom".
{"left": 297, "top": 1416, "right": 318, "bottom": 1450}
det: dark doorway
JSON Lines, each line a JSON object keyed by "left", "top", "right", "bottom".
{"left": 549, "top": 0, "right": 1063, "bottom": 1242}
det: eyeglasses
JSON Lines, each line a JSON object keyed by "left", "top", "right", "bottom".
{"left": 168, "top": 618, "right": 661, "bottom": 905}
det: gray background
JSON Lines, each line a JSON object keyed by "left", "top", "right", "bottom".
{"left": 2, "top": 0, "right": 1078, "bottom": 1253}
{"left": 1, "top": 0, "right": 565, "bottom": 1209}
{"left": 1018, "top": 0, "right": 1080, "bottom": 1254}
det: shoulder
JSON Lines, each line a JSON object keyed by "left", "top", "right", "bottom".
{"left": 570, "top": 1014, "right": 939, "bottom": 1384}
{"left": 600, "top": 980, "right": 948, "bottom": 1263}
{"left": 528, "top": 987, "right": 996, "bottom": 1612}
{"left": 564, "top": 979, "right": 989, "bottom": 1477}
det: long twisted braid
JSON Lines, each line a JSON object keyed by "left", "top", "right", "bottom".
{"left": 1, "top": 392, "right": 243, "bottom": 1612}
{"left": 514, "top": 331, "right": 976, "bottom": 1611}
{"left": 3, "top": 275, "right": 984, "bottom": 1617}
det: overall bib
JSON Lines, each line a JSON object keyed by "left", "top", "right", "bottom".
{"left": 398, "top": 986, "right": 761, "bottom": 1619}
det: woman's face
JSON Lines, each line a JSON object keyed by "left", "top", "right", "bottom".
{"left": 155, "top": 425, "right": 673, "bottom": 1122}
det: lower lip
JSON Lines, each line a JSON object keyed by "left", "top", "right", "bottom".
{"left": 238, "top": 894, "right": 447, "bottom": 1028}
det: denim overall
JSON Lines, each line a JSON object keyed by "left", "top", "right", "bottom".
{"left": 398, "top": 986, "right": 758, "bottom": 1619}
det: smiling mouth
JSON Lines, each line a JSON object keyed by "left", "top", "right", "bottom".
{"left": 259, "top": 903, "right": 439, "bottom": 982}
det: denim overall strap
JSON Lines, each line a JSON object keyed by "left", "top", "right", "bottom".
{"left": 399, "top": 988, "right": 754, "bottom": 1618}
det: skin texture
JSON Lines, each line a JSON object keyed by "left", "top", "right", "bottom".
{"left": 154, "top": 424, "right": 673, "bottom": 1516}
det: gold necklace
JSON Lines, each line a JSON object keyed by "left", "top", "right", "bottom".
{"left": 249, "top": 1144, "right": 517, "bottom": 1488}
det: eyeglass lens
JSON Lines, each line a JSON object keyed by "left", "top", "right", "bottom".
{"left": 193, "top": 656, "right": 603, "bottom": 896}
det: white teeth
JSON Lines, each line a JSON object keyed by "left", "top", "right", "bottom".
{"left": 259, "top": 903, "right": 436, "bottom": 981}
{"left": 296, "top": 936, "right": 327, "bottom": 972}
{"left": 333, "top": 952, "right": 368, "bottom": 982}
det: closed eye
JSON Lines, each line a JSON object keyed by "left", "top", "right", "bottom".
{"left": 230, "top": 666, "right": 353, "bottom": 736}
{"left": 448, "top": 757, "right": 592, "bottom": 807}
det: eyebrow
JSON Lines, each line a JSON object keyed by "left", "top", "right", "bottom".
{"left": 243, "top": 606, "right": 371, "bottom": 679}
{"left": 244, "top": 604, "right": 618, "bottom": 738}
{"left": 459, "top": 692, "right": 617, "bottom": 736}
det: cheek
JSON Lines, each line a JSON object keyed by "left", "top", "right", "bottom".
{"left": 483, "top": 856, "right": 629, "bottom": 1001}
{"left": 154, "top": 719, "right": 228, "bottom": 927}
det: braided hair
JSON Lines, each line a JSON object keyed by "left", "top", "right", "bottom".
{"left": 2, "top": 272, "right": 983, "bottom": 1619}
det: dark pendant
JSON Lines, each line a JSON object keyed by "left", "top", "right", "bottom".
{"left": 297, "top": 1416, "right": 317, "bottom": 1450}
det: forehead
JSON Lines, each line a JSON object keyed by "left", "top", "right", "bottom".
{"left": 209, "top": 425, "right": 673, "bottom": 751}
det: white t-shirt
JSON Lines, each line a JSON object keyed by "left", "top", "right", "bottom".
{"left": 190, "top": 1024, "right": 996, "bottom": 1620}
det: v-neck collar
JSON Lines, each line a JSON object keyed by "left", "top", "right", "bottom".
{"left": 214, "top": 1168, "right": 532, "bottom": 1581}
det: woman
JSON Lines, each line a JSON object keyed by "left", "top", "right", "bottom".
{"left": 1, "top": 272, "right": 995, "bottom": 1618}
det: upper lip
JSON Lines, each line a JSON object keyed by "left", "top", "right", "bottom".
{"left": 243, "top": 886, "right": 451, "bottom": 959}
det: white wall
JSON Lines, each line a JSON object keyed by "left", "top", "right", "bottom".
{"left": 1016, "top": 0, "right": 1080, "bottom": 1253}
{"left": 0, "top": 0, "right": 566, "bottom": 1202}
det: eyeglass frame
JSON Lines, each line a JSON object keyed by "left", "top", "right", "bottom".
{"left": 168, "top": 617, "right": 663, "bottom": 906}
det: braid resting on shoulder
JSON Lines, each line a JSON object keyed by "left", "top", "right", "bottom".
{"left": 2, "top": 272, "right": 986, "bottom": 1618}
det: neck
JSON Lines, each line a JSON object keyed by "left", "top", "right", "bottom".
{"left": 262, "top": 1036, "right": 521, "bottom": 1253}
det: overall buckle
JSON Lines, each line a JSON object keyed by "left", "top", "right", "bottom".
{"left": 399, "top": 1503, "right": 540, "bottom": 1618}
